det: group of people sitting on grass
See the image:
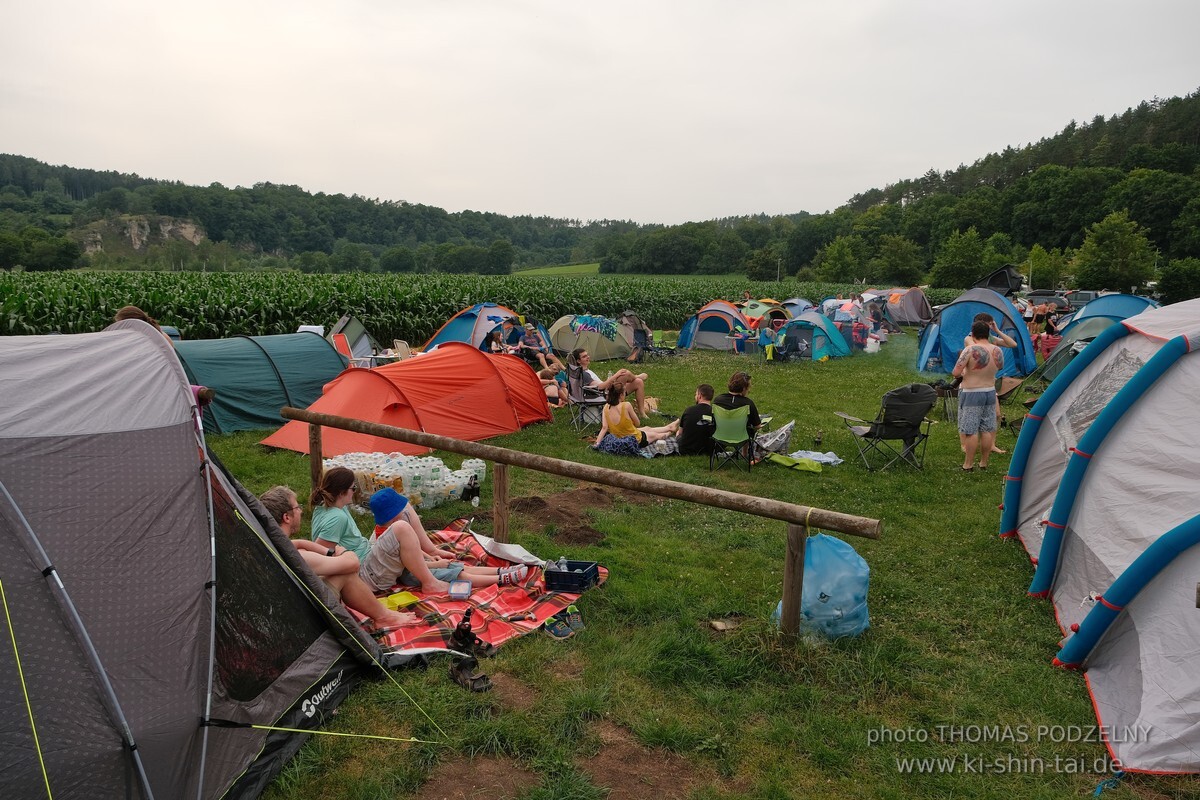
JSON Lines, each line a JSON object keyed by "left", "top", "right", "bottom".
{"left": 591, "top": 367, "right": 764, "bottom": 458}
{"left": 260, "top": 467, "right": 530, "bottom": 632}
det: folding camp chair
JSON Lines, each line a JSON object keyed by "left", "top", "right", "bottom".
{"left": 709, "top": 405, "right": 754, "bottom": 472}
{"left": 392, "top": 340, "right": 413, "bottom": 360}
{"left": 566, "top": 364, "right": 606, "bottom": 431}
{"left": 332, "top": 332, "right": 372, "bottom": 368}
{"left": 835, "top": 383, "right": 938, "bottom": 470}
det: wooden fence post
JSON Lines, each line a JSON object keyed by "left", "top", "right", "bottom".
{"left": 780, "top": 523, "right": 807, "bottom": 639}
{"left": 308, "top": 423, "right": 323, "bottom": 495}
{"left": 492, "top": 463, "right": 510, "bottom": 543}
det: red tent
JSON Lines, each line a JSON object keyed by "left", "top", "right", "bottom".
{"left": 261, "top": 343, "right": 552, "bottom": 456}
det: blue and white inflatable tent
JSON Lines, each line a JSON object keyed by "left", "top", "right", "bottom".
{"left": 916, "top": 288, "right": 1036, "bottom": 376}
{"left": 999, "top": 298, "right": 1200, "bottom": 773}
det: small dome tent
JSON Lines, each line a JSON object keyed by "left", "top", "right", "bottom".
{"left": 548, "top": 313, "right": 635, "bottom": 360}
{"left": 262, "top": 343, "right": 552, "bottom": 457}
{"left": 916, "top": 288, "right": 1037, "bottom": 377}
{"left": 423, "top": 302, "right": 552, "bottom": 353}
{"left": 740, "top": 299, "right": 790, "bottom": 327}
{"left": 868, "top": 286, "right": 932, "bottom": 326}
{"left": 677, "top": 300, "right": 751, "bottom": 350}
{"left": 775, "top": 311, "right": 852, "bottom": 361}
{"left": 782, "top": 297, "right": 815, "bottom": 317}
{"left": 175, "top": 332, "right": 348, "bottom": 433}
{"left": 998, "top": 298, "right": 1200, "bottom": 773}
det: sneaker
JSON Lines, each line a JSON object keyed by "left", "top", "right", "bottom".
{"left": 498, "top": 564, "right": 529, "bottom": 587}
{"left": 565, "top": 604, "right": 585, "bottom": 632}
{"left": 543, "top": 613, "right": 575, "bottom": 640}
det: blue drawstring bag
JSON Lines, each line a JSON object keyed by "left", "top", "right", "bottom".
{"left": 772, "top": 533, "right": 870, "bottom": 639}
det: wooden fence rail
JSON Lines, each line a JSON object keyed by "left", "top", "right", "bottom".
{"left": 281, "top": 407, "right": 882, "bottom": 638}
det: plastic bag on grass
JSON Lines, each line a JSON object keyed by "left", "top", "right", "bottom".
{"left": 772, "top": 533, "right": 869, "bottom": 639}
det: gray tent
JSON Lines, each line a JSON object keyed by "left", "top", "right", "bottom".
{"left": 0, "top": 321, "right": 385, "bottom": 799}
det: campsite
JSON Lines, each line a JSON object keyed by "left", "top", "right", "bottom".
{"left": 5, "top": 283, "right": 1194, "bottom": 800}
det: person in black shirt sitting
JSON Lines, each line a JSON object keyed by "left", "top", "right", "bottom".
{"left": 676, "top": 384, "right": 716, "bottom": 455}
{"left": 713, "top": 371, "right": 761, "bottom": 434}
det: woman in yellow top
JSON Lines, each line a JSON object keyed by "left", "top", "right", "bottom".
{"left": 596, "top": 384, "right": 678, "bottom": 447}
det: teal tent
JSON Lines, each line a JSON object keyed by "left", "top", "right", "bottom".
{"left": 175, "top": 332, "right": 347, "bottom": 433}
{"left": 775, "top": 311, "right": 852, "bottom": 360}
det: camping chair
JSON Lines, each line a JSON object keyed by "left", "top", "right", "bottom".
{"left": 566, "top": 364, "right": 606, "bottom": 431}
{"left": 392, "top": 340, "right": 413, "bottom": 360}
{"left": 636, "top": 328, "right": 675, "bottom": 361}
{"left": 709, "top": 405, "right": 754, "bottom": 472}
{"left": 835, "top": 383, "right": 938, "bottom": 470}
{"left": 332, "top": 332, "right": 372, "bottom": 368}
{"left": 774, "top": 328, "right": 810, "bottom": 362}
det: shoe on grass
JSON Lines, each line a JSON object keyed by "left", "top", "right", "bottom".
{"left": 565, "top": 604, "right": 585, "bottom": 632}
{"left": 543, "top": 613, "right": 575, "bottom": 640}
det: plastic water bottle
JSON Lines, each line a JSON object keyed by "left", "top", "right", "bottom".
{"left": 557, "top": 555, "right": 568, "bottom": 571}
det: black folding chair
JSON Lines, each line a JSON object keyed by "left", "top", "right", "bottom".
{"left": 565, "top": 364, "right": 606, "bottom": 431}
{"left": 835, "top": 383, "right": 938, "bottom": 470}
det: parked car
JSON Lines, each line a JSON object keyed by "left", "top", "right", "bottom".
{"left": 1024, "top": 290, "right": 1072, "bottom": 310}
{"left": 1064, "top": 290, "right": 1105, "bottom": 308}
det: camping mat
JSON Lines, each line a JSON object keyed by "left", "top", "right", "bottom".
{"left": 363, "top": 528, "right": 607, "bottom": 652}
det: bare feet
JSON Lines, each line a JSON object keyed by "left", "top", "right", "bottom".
{"left": 421, "top": 579, "right": 451, "bottom": 595}
{"left": 373, "top": 609, "right": 418, "bottom": 628}
{"left": 991, "top": 446, "right": 1007, "bottom": 454}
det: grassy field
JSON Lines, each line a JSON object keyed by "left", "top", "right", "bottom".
{"left": 517, "top": 263, "right": 602, "bottom": 276}
{"left": 210, "top": 334, "right": 1197, "bottom": 800}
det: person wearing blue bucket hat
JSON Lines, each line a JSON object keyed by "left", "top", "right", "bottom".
{"left": 361, "top": 488, "right": 528, "bottom": 595}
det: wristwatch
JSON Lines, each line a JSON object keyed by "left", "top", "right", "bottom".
{"left": 326, "top": 547, "right": 336, "bottom": 557}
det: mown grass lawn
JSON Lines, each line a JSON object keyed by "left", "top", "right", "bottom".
{"left": 210, "top": 333, "right": 1197, "bottom": 800}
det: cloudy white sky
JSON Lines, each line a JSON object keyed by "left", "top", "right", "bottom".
{"left": 2, "top": 1, "right": 1197, "bottom": 225}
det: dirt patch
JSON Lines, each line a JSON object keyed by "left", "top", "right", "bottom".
{"left": 485, "top": 672, "right": 539, "bottom": 713}
{"left": 412, "top": 755, "right": 537, "bottom": 800}
{"left": 509, "top": 485, "right": 616, "bottom": 545}
{"left": 578, "top": 721, "right": 715, "bottom": 800}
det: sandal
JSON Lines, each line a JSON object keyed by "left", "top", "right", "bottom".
{"left": 448, "top": 656, "right": 492, "bottom": 692}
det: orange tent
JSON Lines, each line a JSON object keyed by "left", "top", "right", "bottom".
{"left": 261, "top": 343, "right": 552, "bottom": 457}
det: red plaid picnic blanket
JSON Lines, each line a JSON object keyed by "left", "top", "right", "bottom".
{"left": 361, "top": 527, "right": 607, "bottom": 652}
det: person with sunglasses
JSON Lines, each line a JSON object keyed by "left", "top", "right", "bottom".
{"left": 259, "top": 485, "right": 417, "bottom": 630}
{"left": 570, "top": 348, "right": 651, "bottom": 417}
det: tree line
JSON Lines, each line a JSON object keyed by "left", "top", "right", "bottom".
{"left": 1, "top": 89, "right": 1199, "bottom": 300}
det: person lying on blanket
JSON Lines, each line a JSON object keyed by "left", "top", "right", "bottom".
{"left": 366, "top": 487, "right": 529, "bottom": 593}
{"left": 308, "top": 468, "right": 527, "bottom": 595}
{"left": 260, "top": 485, "right": 417, "bottom": 629}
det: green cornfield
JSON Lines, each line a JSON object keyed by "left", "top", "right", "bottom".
{"left": 0, "top": 271, "right": 958, "bottom": 343}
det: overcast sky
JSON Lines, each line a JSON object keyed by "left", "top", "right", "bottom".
{"left": 2, "top": 1, "right": 1197, "bottom": 225}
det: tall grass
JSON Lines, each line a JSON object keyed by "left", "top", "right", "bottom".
{"left": 211, "top": 335, "right": 1193, "bottom": 799}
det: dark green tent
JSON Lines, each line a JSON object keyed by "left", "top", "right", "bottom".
{"left": 175, "top": 332, "right": 347, "bottom": 433}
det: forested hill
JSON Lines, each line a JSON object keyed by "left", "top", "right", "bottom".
{"left": 2, "top": 88, "right": 1200, "bottom": 299}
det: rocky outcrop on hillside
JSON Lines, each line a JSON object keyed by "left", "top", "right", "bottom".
{"left": 79, "top": 215, "right": 206, "bottom": 254}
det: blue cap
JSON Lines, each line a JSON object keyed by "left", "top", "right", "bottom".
{"left": 369, "top": 488, "right": 409, "bottom": 526}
